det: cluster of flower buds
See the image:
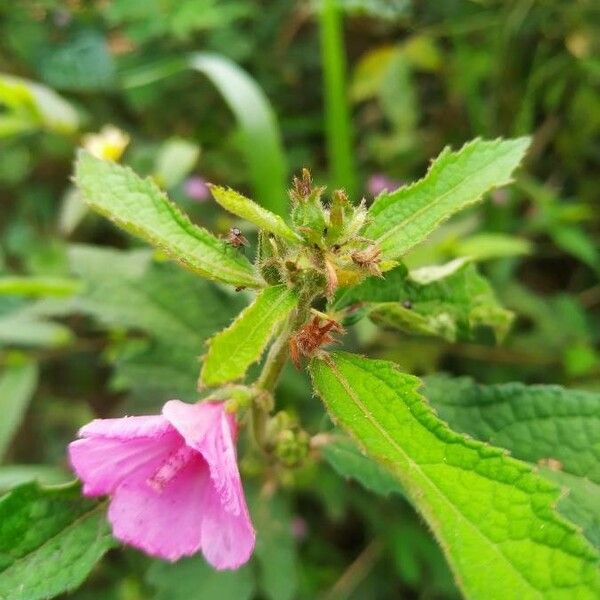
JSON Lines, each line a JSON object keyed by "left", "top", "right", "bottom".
{"left": 266, "top": 411, "right": 311, "bottom": 468}
{"left": 256, "top": 169, "right": 386, "bottom": 300}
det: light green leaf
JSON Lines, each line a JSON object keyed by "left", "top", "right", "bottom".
{"left": 322, "top": 436, "right": 404, "bottom": 497}
{"left": 0, "top": 465, "right": 69, "bottom": 492}
{"left": 58, "top": 188, "right": 88, "bottom": 236}
{"left": 335, "top": 263, "right": 512, "bottom": 342}
{"left": 147, "top": 556, "right": 255, "bottom": 600}
{"left": 546, "top": 470, "right": 600, "bottom": 550}
{"left": 68, "top": 245, "right": 245, "bottom": 403}
{"left": 154, "top": 138, "right": 200, "bottom": 189}
{"left": 201, "top": 285, "right": 298, "bottom": 386}
{"left": 0, "top": 362, "right": 38, "bottom": 459}
{"left": 423, "top": 375, "right": 600, "bottom": 549}
{"left": 0, "top": 276, "right": 81, "bottom": 297}
{"left": 364, "top": 138, "right": 530, "bottom": 260}
{"left": 209, "top": 185, "right": 301, "bottom": 243}
{"left": 310, "top": 352, "right": 600, "bottom": 600}
{"left": 0, "top": 482, "right": 114, "bottom": 600}
{"left": 453, "top": 232, "right": 532, "bottom": 262}
{"left": 0, "top": 309, "right": 72, "bottom": 348}
{"left": 0, "top": 74, "right": 80, "bottom": 136}
{"left": 409, "top": 257, "right": 468, "bottom": 284}
{"left": 74, "top": 151, "right": 262, "bottom": 288}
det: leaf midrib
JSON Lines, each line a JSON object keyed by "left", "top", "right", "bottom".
{"left": 321, "top": 355, "right": 546, "bottom": 597}
{"left": 370, "top": 146, "right": 514, "bottom": 250}
{"left": 91, "top": 199, "right": 257, "bottom": 286}
{"left": 208, "top": 288, "right": 295, "bottom": 381}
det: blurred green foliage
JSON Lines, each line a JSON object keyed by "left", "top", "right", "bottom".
{"left": 0, "top": 0, "right": 599, "bottom": 598}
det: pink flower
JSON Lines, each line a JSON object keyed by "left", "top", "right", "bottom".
{"left": 184, "top": 176, "right": 210, "bottom": 201}
{"left": 367, "top": 173, "right": 403, "bottom": 197}
{"left": 68, "top": 400, "right": 255, "bottom": 569}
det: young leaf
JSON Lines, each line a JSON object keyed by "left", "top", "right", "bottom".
{"left": 335, "top": 263, "right": 512, "bottom": 342}
{"left": 423, "top": 375, "right": 600, "bottom": 549}
{"left": 201, "top": 285, "right": 298, "bottom": 386}
{"left": 0, "top": 482, "right": 114, "bottom": 600}
{"left": 74, "top": 151, "right": 262, "bottom": 288}
{"left": 0, "top": 362, "right": 38, "bottom": 459}
{"left": 310, "top": 352, "right": 600, "bottom": 600}
{"left": 210, "top": 185, "right": 302, "bottom": 243}
{"left": 363, "top": 138, "right": 530, "bottom": 260}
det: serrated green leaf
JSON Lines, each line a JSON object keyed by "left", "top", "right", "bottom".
{"left": 335, "top": 263, "right": 512, "bottom": 342}
{"left": 0, "top": 482, "right": 114, "bottom": 600}
{"left": 147, "top": 556, "right": 255, "bottom": 600}
{"left": 0, "top": 362, "right": 38, "bottom": 460}
{"left": 74, "top": 151, "right": 262, "bottom": 288}
{"left": 209, "top": 185, "right": 301, "bottom": 243}
{"left": 310, "top": 352, "right": 600, "bottom": 599}
{"left": 363, "top": 138, "right": 530, "bottom": 260}
{"left": 201, "top": 285, "right": 298, "bottom": 386}
{"left": 322, "top": 436, "right": 404, "bottom": 497}
{"left": 423, "top": 375, "right": 600, "bottom": 549}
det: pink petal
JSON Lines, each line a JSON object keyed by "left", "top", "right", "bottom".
{"left": 108, "top": 455, "right": 211, "bottom": 561}
{"left": 69, "top": 430, "right": 181, "bottom": 497}
{"left": 79, "top": 414, "right": 172, "bottom": 439}
{"left": 70, "top": 414, "right": 179, "bottom": 497}
{"left": 200, "top": 476, "right": 256, "bottom": 570}
{"left": 162, "top": 400, "right": 247, "bottom": 515}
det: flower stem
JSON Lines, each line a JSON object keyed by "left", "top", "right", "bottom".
{"left": 251, "top": 284, "right": 318, "bottom": 449}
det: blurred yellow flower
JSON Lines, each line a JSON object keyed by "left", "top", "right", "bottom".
{"left": 82, "top": 125, "right": 130, "bottom": 161}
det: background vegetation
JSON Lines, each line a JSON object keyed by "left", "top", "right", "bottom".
{"left": 0, "top": 1, "right": 599, "bottom": 598}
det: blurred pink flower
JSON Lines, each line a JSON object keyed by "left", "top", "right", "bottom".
{"left": 291, "top": 516, "right": 308, "bottom": 540}
{"left": 184, "top": 176, "right": 210, "bottom": 202}
{"left": 367, "top": 174, "right": 403, "bottom": 197}
{"left": 69, "top": 400, "right": 255, "bottom": 569}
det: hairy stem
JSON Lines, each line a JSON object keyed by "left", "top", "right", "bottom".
{"left": 251, "top": 284, "right": 318, "bottom": 449}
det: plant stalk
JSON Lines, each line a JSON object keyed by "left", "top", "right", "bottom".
{"left": 319, "top": 0, "right": 357, "bottom": 196}
{"left": 251, "top": 284, "right": 318, "bottom": 448}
